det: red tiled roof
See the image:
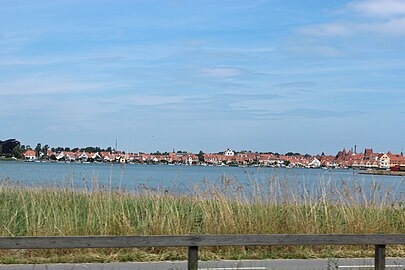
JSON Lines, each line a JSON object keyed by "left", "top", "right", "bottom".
{"left": 24, "top": 150, "right": 36, "bottom": 157}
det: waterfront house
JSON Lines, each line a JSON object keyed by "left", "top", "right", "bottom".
{"left": 308, "top": 157, "right": 321, "bottom": 168}
{"left": 55, "top": 152, "right": 65, "bottom": 161}
{"left": 88, "top": 152, "right": 102, "bottom": 162}
{"left": 78, "top": 152, "right": 89, "bottom": 161}
{"left": 386, "top": 152, "right": 405, "bottom": 169}
{"left": 24, "top": 150, "right": 36, "bottom": 160}
{"left": 379, "top": 154, "right": 390, "bottom": 169}
{"left": 101, "top": 152, "right": 114, "bottom": 162}
{"left": 224, "top": 148, "right": 235, "bottom": 156}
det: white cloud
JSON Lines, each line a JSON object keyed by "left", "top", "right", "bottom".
{"left": 116, "top": 95, "right": 192, "bottom": 106}
{"left": 301, "top": 20, "right": 405, "bottom": 37}
{"left": 349, "top": 0, "right": 405, "bottom": 18}
{"left": 299, "top": 0, "right": 405, "bottom": 37}
{"left": 0, "top": 75, "right": 112, "bottom": 95}
{"left": 299, "top": 23, "right": 352, "bottom": 36}
{"left": 202, "top": 67, "right": 245, "bottom": 77}
{"left": 288, "top": 44, "right": 344, "bottom": 57}
{"left": 360, "top": 17, "right": 405, "bottom": 34}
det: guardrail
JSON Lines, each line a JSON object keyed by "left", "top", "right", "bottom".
{"left": 0, "top": 234, "right": 404, "bottom": 270}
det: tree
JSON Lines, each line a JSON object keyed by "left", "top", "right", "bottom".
{"left": 55, "top": 147, "right": 64, "bottom": 152}
{"left": 0, "top": 139, "right": 20, "bottom": 154}
{"left": 0, "top": 145, "right": 2, "bottom": 155}
{"left": 12, "top": 145, "right": 22, "bottom": 159}
{"left": 35, "top": 143, "right": 42, "bottom": 158}
{"left": 197, "top": 151, "right": 205, "bottom": 162}
{"left": 42, "top": 145, "right": 49, "bottom": 156}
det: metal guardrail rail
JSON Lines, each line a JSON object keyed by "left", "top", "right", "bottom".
{"left": 0, "top": 234, "right": 404, "bottom": 270}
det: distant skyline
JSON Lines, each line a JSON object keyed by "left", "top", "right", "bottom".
{"left": 1, "top": 0, "right": 405, "bottom": 154}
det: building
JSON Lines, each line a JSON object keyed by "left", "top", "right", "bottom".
{"left": 23, "top": 150, "right": 36, "bottom": 160}
{"left": 224, "top": 149, "right": 235, "bottom": 156}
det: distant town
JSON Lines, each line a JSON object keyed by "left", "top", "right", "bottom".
{"left": 1, "top": 139, "right": 404, "bottom": 171}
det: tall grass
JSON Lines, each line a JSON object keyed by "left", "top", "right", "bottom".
{"left": 0, "top": 175, "right": 404, "bottom": 263}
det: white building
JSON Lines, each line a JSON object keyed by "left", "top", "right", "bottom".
{"left": 379, "top": 154, "right": 390, "bottom": 169}
{"left": 24, "top": 150, "right": 37, "bottom": 160}
{"left": 309, "top": 157, "right": 321, "bottom": 168}
{"left": 224, "top": 148, "right": 235, "bottom": 156}
{"left": 56, "top": 152, "right": 66, "bottom": 161}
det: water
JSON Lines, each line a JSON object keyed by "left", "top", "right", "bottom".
{"left": 0, "top": 161, "right": 404, "bottom": 197}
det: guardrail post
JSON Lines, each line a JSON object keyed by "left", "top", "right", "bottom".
{"left": 188, "top": 246, "right": 198, "bottom": 270}
{"left": 375, "top": 244, "right": 386, "bottom": 270}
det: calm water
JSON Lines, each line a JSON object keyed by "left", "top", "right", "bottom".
{"left": 0, "top": 161, "right": 404, "bottom": 196}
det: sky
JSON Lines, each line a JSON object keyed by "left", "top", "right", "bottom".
{"left": 1, "top": 0, "right": 405, "bottom": 155}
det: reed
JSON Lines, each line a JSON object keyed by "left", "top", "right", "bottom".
{"left": 0, "top": 175, "right": 404, "bottom": 263}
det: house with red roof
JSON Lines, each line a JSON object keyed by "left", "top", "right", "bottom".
{"left": 383, "top": 152, "right": 405, "bottom": 170}
{"left": 24, "top": 150, "right": 36, "bottom": 160}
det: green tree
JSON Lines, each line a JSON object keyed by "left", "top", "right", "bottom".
{"left": 197, "top": 151, "right": 205, "bottom": 162}
{"left": 0, "top": 145, "right": 2, "bottom": 155}
{"left": 35, "top": 143, "right": 42, "bottom": 158}
{"left": 42, "top": 144, "right": 49, "bottom": 156}
{"left": 12, "top": 145, "right": 22, "bottom": 159}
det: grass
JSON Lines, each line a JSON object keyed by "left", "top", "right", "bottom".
{"left": 0, "top": 174, "right": 404, "bottom": 263}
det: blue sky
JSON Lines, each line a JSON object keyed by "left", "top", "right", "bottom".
{"left": 1, "top": 0, "right": 405, "bottom": 154}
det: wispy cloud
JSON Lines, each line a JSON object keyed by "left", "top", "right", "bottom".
{"left": 273, "top": 81, "right": 316, "bottom": 88}
{"left": 288, "top": 44, "right": 345, "bottom": 57}
{"left": 251, "top": 108, "right": 367, "bottom": 120}
{"left": 0, "top": 75, "right": 115, "bottom": 95}
{"left": 299, "top": 23, "right": 352, "bottom": 37}
{"left": 86, "top": 56, "right": 126, "bottom": 63}
{"left": 113, "top": 95, "right": 195, "bottom": 107}
{"left": 348, "top": 0, "right": 405, "bottom": 18}
{"left": 361, "top": 17, "right": 405, "bottom": 35}
{"left": 299, "top": 0, "right": 405, "bottom": 37}
{"left": 301, "top": 20, "right": 405, "bottom": 37}
{"left": 201, "top": 67, "right": 246, "bottom": 78}
{"left": 281, "top": 108, "right": 367, "bottom": 119}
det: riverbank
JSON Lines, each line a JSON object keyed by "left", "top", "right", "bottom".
{"left": 0, "top": 178, "right": 404, "bottom": 264}
{"left": 359, "top": 170, "right": 405, "bottom": 176}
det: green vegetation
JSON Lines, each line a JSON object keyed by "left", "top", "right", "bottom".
{"left": 0, "top": 176, "right": 404, "bottom": 263}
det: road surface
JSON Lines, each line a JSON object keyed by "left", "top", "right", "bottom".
{"left": 0, "top": 258, "right": 404, "bottom": 269}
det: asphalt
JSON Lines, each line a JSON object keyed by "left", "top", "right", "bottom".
{"left": 0, "top": 258, "right": 404, "bottom": 270}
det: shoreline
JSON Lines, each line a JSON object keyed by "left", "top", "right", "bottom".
{"left": 358, "top": 170, "right": 405, "bottom": 176}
